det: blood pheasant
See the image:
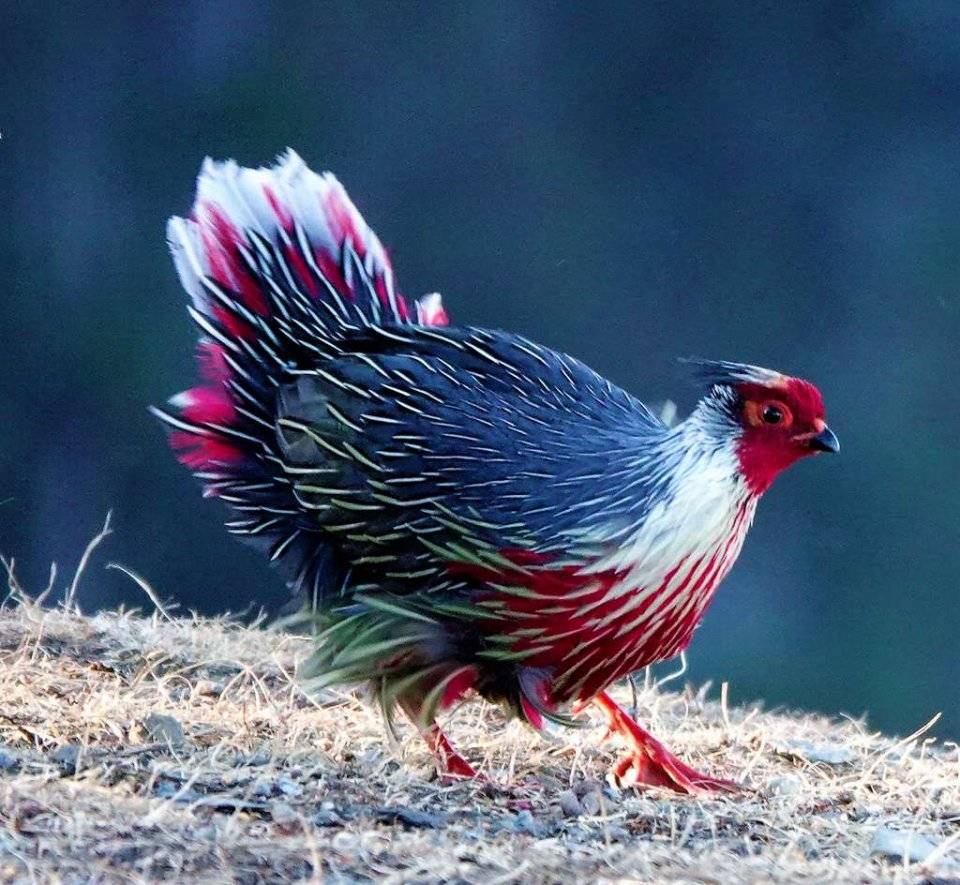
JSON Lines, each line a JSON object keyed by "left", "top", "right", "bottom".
{"left": 153, "top": 152, "right": 839, "bottom": 793}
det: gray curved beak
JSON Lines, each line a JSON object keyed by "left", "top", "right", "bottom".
{"left": 809, "top": 425, "right": 840, "bottom": 453}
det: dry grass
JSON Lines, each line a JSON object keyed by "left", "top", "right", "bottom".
{"left": 0, "top": 595, "right": 957, "bottom": 884}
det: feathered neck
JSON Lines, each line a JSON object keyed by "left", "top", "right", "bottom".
{"left": 648, "top": 386, "right": 767, "bottom": 509}
{"left": 670, "top": 386, "right": 742, "bottom": 458}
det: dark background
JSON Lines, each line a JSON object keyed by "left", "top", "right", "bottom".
{"left": 1, "top": 3, "right": 957, "bottom": 738}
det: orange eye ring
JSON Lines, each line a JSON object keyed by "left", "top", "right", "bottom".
{"left": 744, "top": 399, "right": 794, "bottom": 428}
{"left": 760, "top": 400, "right": 792, "bottom": 427}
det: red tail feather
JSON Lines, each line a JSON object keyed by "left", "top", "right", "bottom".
{"left": 153, "top": 150, "right": 452, "bottom": 595}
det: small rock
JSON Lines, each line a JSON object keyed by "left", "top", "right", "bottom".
{"left": 275, "top": 777, "right": 303, "bottom": 797}
{"left": 153, "top": 780, "right": 200, "bottom": 802}
{"left": 143, "top": 713, "right": 185, "bottom": 747}
{"left": 797, "top": 835, "right": 821, "bottom": 860}
{"left": 779, "top": 739, "right": 856, "bottom": 765}
{"left": 313, "top": 809, "right": 345, "bottom": 827}
{"left": 51, "top": 744, "right": 81, "bottom": 775}
{"left": 558, "top": 790, "right": 582, "bottom": 817}
{"left": 109, "top": 845, "right": 144, "bottom": 864}
{"left": 331, "top": 831, "right": 359, "bottom": 852}
{"left": 270, "top": 801, "right": 299, "bottom": 827}
{"left": 605, "top": 825, "right": 630, "bottom": 842}
{"left": 870, "top": 826, "right": 940, "bottom": 863}
{"left": 513, "top": 809, "right": 548, "bottom": 837}
{"left": 580, "top": 790, "right": 603, "bottom": 816}
{"left": 574, "top": 778, "right": 605, "bottom": 798}
{"left": 768, "top": 775, "right": 802, "bottom": 796}
{"left": 195, "top": 680, "right": 223, "bottom": 697}
{"left": 374, "top": 805, "right": 446, "bottom": 829}
{"left": 0, "top": 748, "right": 20, "bottom": 772}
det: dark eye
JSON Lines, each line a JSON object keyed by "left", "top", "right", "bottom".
{"left": 762, "top": 404, "right": 784, "bottom": 425}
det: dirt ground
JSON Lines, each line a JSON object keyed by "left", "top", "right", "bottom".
{"left": 0, "top": 596, "right": 957, "bottom": 883}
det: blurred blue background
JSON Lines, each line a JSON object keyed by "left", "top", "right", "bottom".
{"left": 1, "top": 2, "right": 957, "bottom": 738}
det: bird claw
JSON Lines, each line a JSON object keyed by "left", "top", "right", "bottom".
{"left": 592, "top": 691, "right": 741, "bottom": 796}
{"left": 437, "top": 751, "right": 482, "bottom": 784}
{"left": 607, "top": 749, "right": 741, "bottom": 795}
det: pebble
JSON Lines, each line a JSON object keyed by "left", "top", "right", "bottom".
{"left": 574, "top": 778, "right": 605, "bottom": 798}
{"left": 513, "top": 810, "right": 548, "bottom": 837}
{"left": 779, "top": 739, "right": 856, "bottom": 765}
{"left": 195, "top": 680, "right": 223, "bottom": 697}
{"left": 275, "top": 777, "right": 303, "bottom": 797}
{"left": 605, "top": 825, "right": 630, "bottom": 842}
{"left": 558, "top": 790, "right": 582, "bottom": 817}
{"left": 152, "top": 780, "right": 200, "bottom": 802}
{"left": 374, "top": 806, "right": 446, "bottom": 829}
{"left": 143, "top": 712, "right": 185, "bottom": 746}
{"left": 51, "top": 744, "right": 80, "bottom": 775}
{"left": 870, "top": 826, "right": 940, "bottom": 863}
{"left": 331, "top": 831, "right": 359, "bottom": 852}
{"left": 313, "top": 809, "right": 345, "bottom": 827}
{"left": 797, "top": 835, "right": 821, "bottom": 860}
{"left": 270, "top": 801, "right": 298, "bottom": 827}
{"left": 580, "top": 790, "right": 603, "bottom": 816}
{"left": 0, "top": 748, "right": 20, "bottom": 772}
{"left": 767, "top": 775, "right": 802, "bottom": 796}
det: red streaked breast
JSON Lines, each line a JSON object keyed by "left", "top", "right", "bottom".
{"left": 456, "top": 495, "right": 757, "bottom": 705}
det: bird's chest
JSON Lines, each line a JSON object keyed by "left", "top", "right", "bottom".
{"left": 494, "top": 475, "right": 756, "bottom": 702}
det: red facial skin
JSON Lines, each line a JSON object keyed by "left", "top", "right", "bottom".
{"left": 734, "top": 377, "right": 829, "bottom": 495}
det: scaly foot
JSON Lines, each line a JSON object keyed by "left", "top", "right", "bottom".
{"left": 427, "top": 724, "right": 481, "bottom": 782}
{"left": 608, "top": 747, "right": 739, "bottom": 793}
{"left": 593, "top": 690, "right": 741, "bottom": 795}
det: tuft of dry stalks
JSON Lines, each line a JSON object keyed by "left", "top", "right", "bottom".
{"left": 0, "top": 595, "right": 957, "bottom": 883}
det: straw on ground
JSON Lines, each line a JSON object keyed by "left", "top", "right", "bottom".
{"left": 0, "top": 595, "right": 957, "bottom": 883}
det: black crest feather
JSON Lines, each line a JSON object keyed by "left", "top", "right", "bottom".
{"left": 680, "top": 358, "right": 785, "bottom": 389}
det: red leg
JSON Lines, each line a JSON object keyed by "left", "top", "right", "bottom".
{"left": 423, "top": 722, "right": 479, "bottom": 781}
{"left": 592, "top": 691, "right": 740, "bottom": 795}
{"left": 399, "top": 696, "right": 480, "bottom": 782}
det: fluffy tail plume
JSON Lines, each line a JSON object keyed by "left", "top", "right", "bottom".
{"left": 152, "top": 150, "right": 447, "bottom": 603}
